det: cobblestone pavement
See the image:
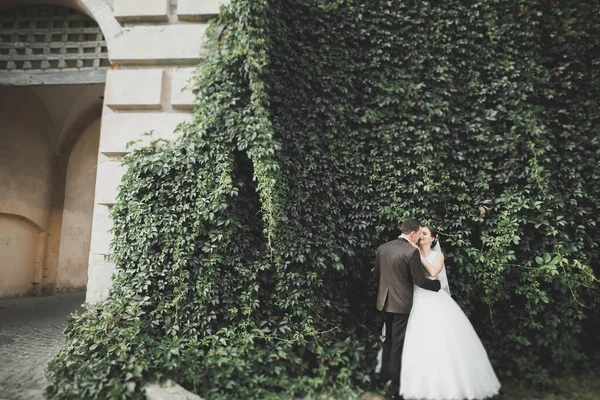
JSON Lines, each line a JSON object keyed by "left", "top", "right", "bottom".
{"left": 0, "top": 292, "right": 86, "bottom": 400}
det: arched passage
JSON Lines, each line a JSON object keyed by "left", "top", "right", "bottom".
{"left": 0, "top": 213, "right": 43, "bottom": 297}
{"left": 0, "top": 2, "right": 108, "bottom": 297}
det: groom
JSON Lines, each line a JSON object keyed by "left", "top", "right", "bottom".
{"left": 374, "top": 218, "right": 441, "bottom": 400}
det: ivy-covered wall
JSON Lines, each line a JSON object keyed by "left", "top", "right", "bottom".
{"left": 47, "top": 1, "right": 599, "bottom": 399}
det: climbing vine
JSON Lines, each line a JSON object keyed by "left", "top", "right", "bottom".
{"left": 47, "top": 0, "right": 599, "bottom": 398}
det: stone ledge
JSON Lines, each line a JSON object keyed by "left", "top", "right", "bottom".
{"left": 105, "top": 69, "right": 164, "bottom": 111}
{"left": 0, "top": 69, "right": 108, "bottom": 86}
{"left": 114, "top": 0, "right": 169, "bottom": 23}
{"left": 111, "top": 25, "right": 208, "bottom": 65}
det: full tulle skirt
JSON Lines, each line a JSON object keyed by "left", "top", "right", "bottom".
{"left": 400, "top": 286, "right": 501, "bottom": 400}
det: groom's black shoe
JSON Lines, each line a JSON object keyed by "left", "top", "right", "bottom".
{"left": 389, "top": 387, "right": 404, "bottom": 400}
{"left": 374, "top": 373, "right": 390, "bottom": 387}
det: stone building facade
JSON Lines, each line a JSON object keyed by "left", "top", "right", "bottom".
{"left": 0, "top": 0, "right": 223, "bottom": 303}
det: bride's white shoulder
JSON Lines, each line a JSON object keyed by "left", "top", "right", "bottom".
{"left": 432, "top": 251, "right": 445, "bottom": 263}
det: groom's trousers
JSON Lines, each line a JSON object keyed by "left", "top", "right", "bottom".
{"left": 381, "top": 312, "right": 409, "bottom": 396}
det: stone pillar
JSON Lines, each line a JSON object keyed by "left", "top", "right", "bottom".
{"left": 86, "top": 0, "right": 226, "bottom": 303}
{"left": 56, "top": 119, "right": 101, "bottom": 292}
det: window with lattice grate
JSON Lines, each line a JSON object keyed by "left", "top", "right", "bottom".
{"left": 0, "top": 5, "right": 109, "bottom": 84}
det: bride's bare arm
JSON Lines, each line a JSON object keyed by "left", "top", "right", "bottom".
{"left": 420, "top": 252, "right": 444, "bottom": 277}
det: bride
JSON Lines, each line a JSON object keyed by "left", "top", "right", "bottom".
{"left": 399, "top": 226, "right": 501, "bottom": 399}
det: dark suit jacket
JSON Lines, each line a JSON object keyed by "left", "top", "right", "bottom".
{"left": 374, "top": 237, "right": 441, "bottom": 314}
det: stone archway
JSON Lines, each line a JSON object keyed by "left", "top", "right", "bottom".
{"left": 2, "top": 0, "right": 213, "bottom": 302}
{"left": 0, "top": 2, "right": 109, "bottom": 297}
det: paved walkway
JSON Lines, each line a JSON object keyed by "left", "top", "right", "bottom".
{"left": 0, "top": 292, "right": 86, "bottom": 400}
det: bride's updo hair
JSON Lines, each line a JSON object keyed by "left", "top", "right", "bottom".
{"left": 425, "top": 226, "right": 438, "bottom": 249}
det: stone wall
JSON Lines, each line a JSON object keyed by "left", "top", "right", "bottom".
{"left": 0, "top": 89, "right": 53, "bottom": 297}
{"left": 0, "top": 88, "right": 54, "bottom": 232}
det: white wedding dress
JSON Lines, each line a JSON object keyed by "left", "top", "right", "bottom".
{"left": 399, "top": 252, "right": 501, "bottom": 399}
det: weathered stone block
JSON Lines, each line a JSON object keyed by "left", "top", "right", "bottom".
{"left": 105, "top": 69, "right": 164, "bottom": 110}
{"left": 89, "top": 205, "right": 113, "bottom": 255}
{"left": 99, "top": 112, "right": 192, "bottom": 156}
{"left": 178, "top": 0, "right": 227, "bottom": 21}
{"left": 146, "top": 382, "right": 203, "bottom": 400}
{"left": 171, "top": 68, "right": 196, "bottom": 110}
{"left": 94, "top": 161, "right": 126, "bottom": 206}
{"left": 114, "top": 0, "right": 169, "bottom": 23}
{"left": 111, "top": 25, "right": 208, "bottom": 65}
{"left": 86, "top": 255, "right": 116, "bottom": 304}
